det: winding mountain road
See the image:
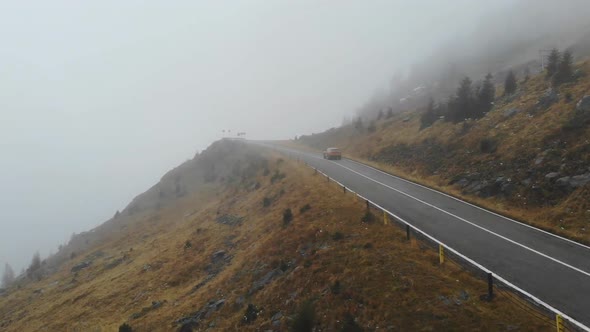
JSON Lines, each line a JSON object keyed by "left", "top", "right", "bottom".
{"left": 260, "top": 142, "right": 590, "bottom": 329}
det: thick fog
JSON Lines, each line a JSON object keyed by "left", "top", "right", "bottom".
{"left": 1, "top": 0, "right": 587, "bottom": 274}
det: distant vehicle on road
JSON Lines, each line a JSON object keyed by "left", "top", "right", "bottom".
{"left": 323, "top": 147, "right": 342, "bottom": 160}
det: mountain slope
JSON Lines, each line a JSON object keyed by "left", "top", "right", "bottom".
{"left": 0, "top": 140, "right": 549, "bottom": 331}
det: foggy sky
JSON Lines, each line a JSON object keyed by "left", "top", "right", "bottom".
{"left": 1, "top": 1, "right": 519, "bottom": 273}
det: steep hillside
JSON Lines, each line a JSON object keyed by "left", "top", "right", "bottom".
{"left": 0, "top": 140, "right": 550, "bottom": 331}
{"left": 297, "top": 60, "right": 590, "bottom": 243}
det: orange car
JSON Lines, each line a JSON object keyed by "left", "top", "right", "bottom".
{"left": 323, "top": 147, "right": 342, "bottom": 160}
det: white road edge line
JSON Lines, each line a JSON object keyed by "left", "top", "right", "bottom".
{"left": 304, "top": 160, "right": 590, "bottom": 332}
{"left": 343, "top": 157, "right": 590, "bottom": 252}
{"left": 330, "top": 160, "right": 590, "bottom": 278}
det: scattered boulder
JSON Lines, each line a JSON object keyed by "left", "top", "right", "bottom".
{"left": 104, "top": 257, "right": 125, "bottom": 270}
{"left": 536, "top": 88, "right": 559, "bottom": 108}
{"left": 249, "top": 269, "right": 283, "bottom": 294}
{"left": 176, "top": 299, "right": 226, "bottom": 328}
{"left": 455, "top": 178, "right": 469, "bottom": 188}
{"left": 458, "top": 290, "right": 470, "bottom": 301}
{"left": 570, "top": 174, "right": 590, "bottom": 188}
{"left": 576, "top": 95, "right": 590, "bottom": 113}
{"left": 71, "top": 261, "right": 91, "bottom": 273}
{"left": 503, "top": 108, "right": 521, "bottom": 118}
{"left": 216, "top": 214, "right": 244, "bottom": 226}
{"left": 545, "top": 172, "right": 560, "bottom": 180}
{"left": 131, "top": 300, "right": 167, "bottom": 320}
{"left": 556, "top": 174, "right": 590, "bottom": 190}
{"left": 271, "top": 312, "right": 283, "bottom": 326}
{"left": 211, "top": 250, "right": 226, "bottom": 262}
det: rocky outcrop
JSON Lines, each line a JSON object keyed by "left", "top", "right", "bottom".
{"left": 71, "top": 261, "right": 91, "bottom": 273}
{"left": 556, "top": 173, "right": 590, "bottom": 191}
{"left": 504, "top": 108, "right": 521, "bottom": 118}
{"left": 176, "top": 299, "right": 225, "bottom": 329}
{"left": 576, "top": 95, "right": 590, "bottom": 112}
{"left": 536, "top": 88, "right": 558, "bottom": 108}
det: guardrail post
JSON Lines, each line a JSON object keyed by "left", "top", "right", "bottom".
{"left": 406, "top": 224, "right": 410, "bottom": 240}
{"left": 439, "top": 244, "right": 445, "bottom": 264}
{"left": 314, "top": 168, "right": 317, "bottom": 175}
{"left": 343, "top": 185, "right": 346, "bottom": 194}
{"left": 487, "top": 273, "right": 494, "bottom": 301}
{"left": 556, "top": 314, "right": 565, "bottom": 332}
{"left": 327, "top": 175, "right": 330, "bottom": 182}
{"left": 365, "top": 200, "right": 370, "bottom": 210}
{"left": 383, "top": 210, "right": 388, "bottom": 225}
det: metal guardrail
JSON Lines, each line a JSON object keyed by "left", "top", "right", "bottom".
{"left": 282, "top": 151, "right": 589, "bottom": 332}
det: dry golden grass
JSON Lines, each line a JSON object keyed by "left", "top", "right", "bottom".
{"left": 0, "top": 152, "right": 555, "bottom": 331}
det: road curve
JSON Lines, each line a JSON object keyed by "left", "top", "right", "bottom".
{"left": 261, "top": 142, "right": 590, "bottom": 328}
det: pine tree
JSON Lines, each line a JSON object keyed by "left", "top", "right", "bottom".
{"left": 2, "top": 263, "right": 15, "bottom": 288}
{"left": 554, "top": 49, "right": 573, "bottom": 85}
{"left": 386, "top": 107, "right": 394, "bottom": 118}
{"left": 353, "top": 118, "right": 363, "bottom": 131}
{"left": 377, "top": 109, "right": 384, "bottom": 120}
{"left": 504, "top": 70, "right": 517, "bottom": 96}
{"left": 477, "top": 73, "right": 495, "bottom": 116}
{"left": 448, "top": 77, "right": 474, "bottom": 123}
{"left": 546, "top": 48, "right": 560, "bottom": 80}
{"left": 27, "top": 252, "right": 41, "bottom": 279}
{"left": 420, "top": 98, "right": 438, "bottom": 129}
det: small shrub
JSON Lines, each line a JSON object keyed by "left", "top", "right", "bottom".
{"left": 361, "top": 211, "right": 375, "bottom": 223}
{"left": 330, "top": 280, "right": 341, "bottom": 294}
{"left": 283, "top": 208, "right": 293, "bottom": 225}
{"left": 290, "top": 300, "right": 315, "bottom": 332}
{"left": 271, "top": 170, "right": 286, "bottom": 184}
{"left": 299, "top": 204, "right": 312, "bottom": 214}
{"left": 243, "top": 303, "right": 260, "bottom": 323}
{"left": 341, "top": 313, "right": 363, "bottom": 332}
{"left": 565, "top": 92, "right": 573, "bottom": 103}
{"left": 303, "top": 260, "right": 312, "bottom": 268}
{"left": 119, "top": 323, "right": 133, "bottom": 332}
{"left": 184, "top": 240, "right": 192, "bottom": 249}
{"left": 263, "top": 197, "right": 272, "bottom": 208}
{"left": 363, "top": 242, "right": 373, "bottom": 249}
{"left": 332, "top": 231, "right": 344, "bottom": 241}
{"left": 280, "top": 260, "right": 289, "bottom": 272}
{"left": 479, "top": 138, "right": 497, "bottom": 153}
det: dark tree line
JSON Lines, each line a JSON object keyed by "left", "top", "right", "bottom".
{"left": 444, "top": 73, "right": 496, "bottom": 123}
{"left": 504, "top": 70, "right": 517, "bottom": 95}
{"left": 2, "top": 263, "right": 15, "bottom": 288}
{"left": 546, "top": 48, "right": 574, "bottom": 85}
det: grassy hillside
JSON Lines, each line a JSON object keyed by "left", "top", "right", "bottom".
{"left": 297, "top": 60, "right": 590, "bottom": 243}
{"left": 0, "top": 141, "right": 551, "bottom": 331}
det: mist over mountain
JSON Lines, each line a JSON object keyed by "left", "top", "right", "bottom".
{"left": 357, "top": 0, "right": 590, "bottom": 119}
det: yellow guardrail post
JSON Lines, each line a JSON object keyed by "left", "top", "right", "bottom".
{"left": 556, "top": 314, "right": 564, "bottom": 332}
{"left": 439, "top": 244, "right": 445, "bottom": 264}
{"left": 383, "top": 210, "right": 388, "bottom": 225}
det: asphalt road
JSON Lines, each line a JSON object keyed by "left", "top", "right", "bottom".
{"left": 262, "top": 143, "right": 590, "bottom": 329}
